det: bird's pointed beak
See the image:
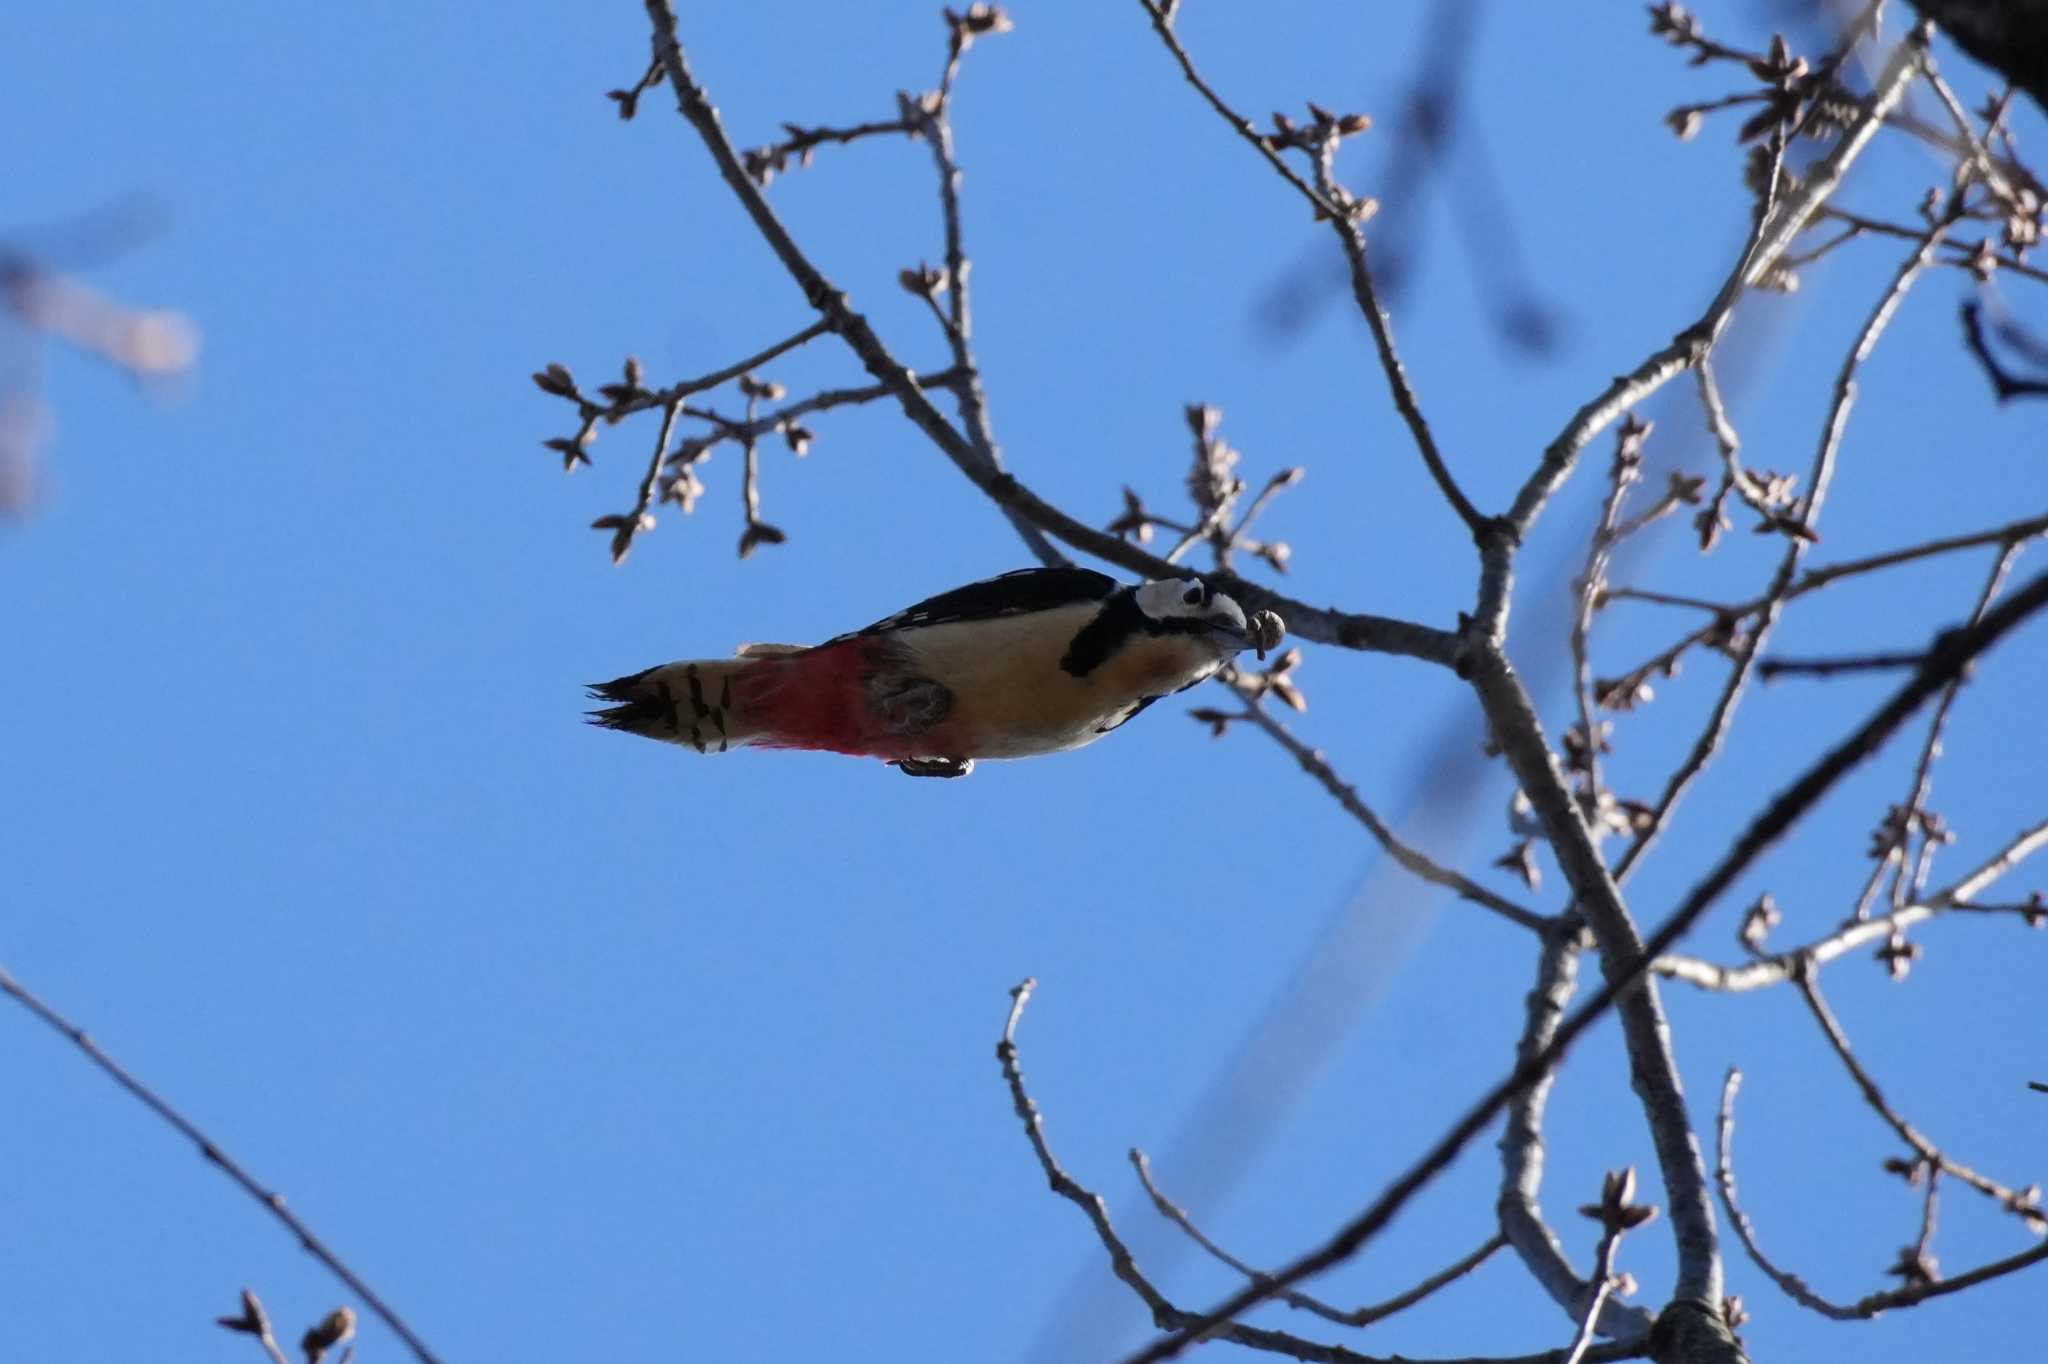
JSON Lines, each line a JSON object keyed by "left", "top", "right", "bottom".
{"left": 1205, "top": 594, "right": 1250, "bottom": 647}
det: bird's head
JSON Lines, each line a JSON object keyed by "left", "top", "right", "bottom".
{"left": 1133, "top": 576, "right": 1284, "bottom": 657}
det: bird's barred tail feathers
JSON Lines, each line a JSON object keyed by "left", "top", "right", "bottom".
{"left": 587, "top": 658, "right": 764, "bottom": 754}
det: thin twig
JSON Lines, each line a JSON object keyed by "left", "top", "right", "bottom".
{"left": 1598, "top": 588, "right": 1731, "bottom": 613}
{"left": 1602, "top": 510, "right": 2048, "bottom": 697}
{"left": 1232, "top": 698, "right": 1547, "bottom": 932}
{"left": 1306, "top": 140, "right": 1485, "bottom": 539}
{"left": 1561, "top": 1217, "right": 1631, "bottom": 1364}
{"left": 739, "top": 117, "right": 919, "bottom": 185}
{"left": 1756, "top": 650, "right": 1929, "bottom": 679}
{"left": 1796, "top": 968, "right": 2047, "bottom": 1228}
{"left": 1133, "top": 1, "right": 1344, "bottom": 218}
{"left": 1817, "top": 206, "right": 2048, "bottom": 286}
{"left": 1919, "top": 63, "right": 2022, "bottom": 209}
{"left": 1130, "top": 1149, "right": 1505, "bottom": 1328}
{"left": 586, "top": 318, "right": 833, "bottom": 424}
{"left": 1715, "top": 1068, "right": 1864, "bottom": 1320}
{"left": 1486, "top": 31, "right": 1926, "bottom": 638}
{"left": 1786, "top": 513, "right": 2048, "bottom": 596}
{"left": 997, "top": 982, "right": 1635, "bottom": 1364}
{"left": 1718, "top": 1067, "right": 2048, "bottom": 1322}
{"left": 0, "top": 964, "right": 444, "bottom": 1364}
{"left": 597, "top": 398, "right": 682, "bottom": 565}
{"left": 1569, "top": 422, "right": 1646, "bottom": 818}
{"left": 1914, "top": 1165, "right": 1943, "bottom": 1276}
{"left": 1896, "top": 544, "right": 2020, "bottom": 901}
{"left": 734, "top": 389, "right": 784, "bottom": 558}
{"left": 1135, "top": 0, "right": 1484, "bottom": 539}
{"left": 1655, "top": 818, "right": 2048, "bottom": 992}
{"left": 663, "top": 367, "right": 963, "bottom": 470}
{"left": 1694, "top": 358, "right": 1784, "bottom": 527}
{"left": 1615, "top": 210, "right": 1956, "bottom": 880}
{"left": 913, "top": 15, "right": 1062, "bottom": 566}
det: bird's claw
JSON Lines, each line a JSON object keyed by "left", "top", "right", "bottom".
{"left": 893, "top": 756, "right": 974, "bottom": 779}
{"left": 1248, "top": 609, "right": 1286, "bottom": 659}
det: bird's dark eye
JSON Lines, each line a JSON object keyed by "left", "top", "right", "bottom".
{"left": 1181, "top": 584, "right": 1203, "bottom": 606}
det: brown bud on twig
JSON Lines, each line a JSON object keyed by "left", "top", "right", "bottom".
{"left": 1494, "top": 838, "right": 1541, "bottom": 891}
{"left": 301, "top": 1307, "right": 356, "bottom": 1364}
{"left": 1666, "top": 106, "right": 1705, "bottom": 141}
{"left": 899, "top": 264, "right": 949, "bottom": 299}
{"left": 532, "top": 363, "right": 578, "bottom": 400}
{"left": 1877, "top": 932, "right": 1921, "bottom": 981}
{"left": 1967, "top": 239, "right": 2001, "bottom": 282}
{"left": 215, "top": 1288, "right": 272, "bottom": 1337}
{"left": 1595, "top": 674, "right": 1656, "bottom": 711}
{"left": 591, "top": 512, "right": 655, "bottom": 565}
{"left": 1579, "top": 1166, "right": 1659, "bottom": 1233}
{"left": 543, "top": 433, "right": 593, "bottom": 472}
{"left": 945, "top": 3, "right": 1014, "bottom": 46}
{"left": 738, "top": 521, "right": 787, "bottom": 559}
{"left": 660, "top": 465, "right": 705, "bottom": 514}
{"left": 1648, "top": 2, "right": 1701, "bottom": 43}
{"left": 1106, "top": 486, "right": 1154, "bottom": 544}
{"left": 1252, "top": 540, "right": 1292, "bottom": 574}
{"left": 1884, "top": 1246, "right": 1939, "bottom": 1288}
{"left": 1738, "top": 894, "right": 1781, "bottom": 953}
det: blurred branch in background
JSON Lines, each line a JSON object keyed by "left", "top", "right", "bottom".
{"left": 1, "top": 202, "right": 196, "bottom": 512}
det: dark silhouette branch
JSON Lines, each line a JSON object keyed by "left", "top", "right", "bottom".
{"left": 1961, "top": 301, "right": 2048, "bottom": 401}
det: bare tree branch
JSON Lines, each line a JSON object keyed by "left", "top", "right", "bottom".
{"left": 1717, "top": 1067, "right": 2048, "bottom": 1322}
{"left": 998, "top": 981, "right": 1641, "bottom": 1364}
{"left": 1616, "top": 208, "right": 1962, "bottom": 879}
{"left": 0, "top": 963, "right": 443, "bottom": 1364}
{"left": 1714, "top": 1068, "right": 1866, "bottom": 1321}
{"left": 1795, "top": 967, "right": 2046, "bottom": 1227}
{"left": 1499, "top": 925, "right": 1659, "bottom": 1341}
{"left": 1655, "top": 817, "right": 2048, "bottom": 992}
{"left": 1486, "top": 29, "right": 1927, "bottom": 638}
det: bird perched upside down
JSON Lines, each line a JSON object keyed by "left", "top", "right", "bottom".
{"left": 588, "top": 566, "right": 1285, "bottom": 777}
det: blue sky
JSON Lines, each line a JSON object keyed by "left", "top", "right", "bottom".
{"left": 4, "top": 4, "right": 2045, "bottom": 1363}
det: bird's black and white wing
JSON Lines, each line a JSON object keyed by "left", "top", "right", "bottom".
{"left": 832, "top": 566, "right": 1121, "bottom": 642}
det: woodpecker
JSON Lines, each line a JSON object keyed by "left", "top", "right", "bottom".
{"left": 588, "top": 566, "right": 1285, "bottom": 777}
